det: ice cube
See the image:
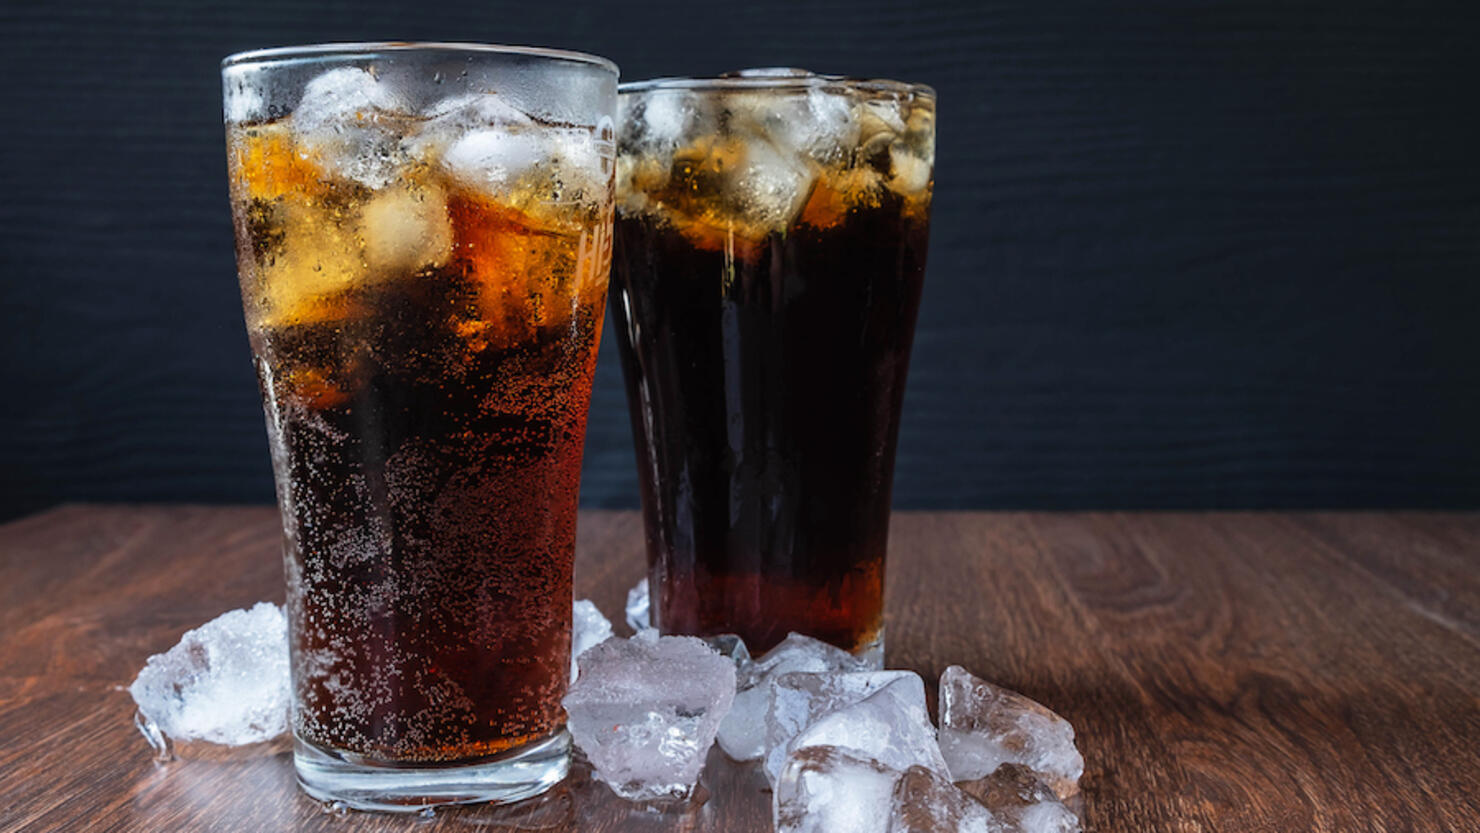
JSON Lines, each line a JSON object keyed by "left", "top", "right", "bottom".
{"left": 359, "top": 180, "right": 452, "bottom": 273}
{"left": 727, "top": 138, "right": 816, "bottom": 233}
{"left": 786, "top": 675, "right": 948, "bottom": 778}
{"left": 715, "top": 681, "right": 769, "bottom": 761}
{"left": 887, "top": 766, "right": 1002, "bottom": 833}
{"left": 128, "top": 602, "right": 289, "bottom": 748}
{"left": 956, "top": 764, "right": 1081, "bottom": 833}
{"left": 405, "top": 92, "right": 535, "bottom": 163}
{"left": 887, "top": 145, "right": 933, "bottom": 197}
{"left": 562, "top": 633, "right": 736, "bottom": 801}
{"left": 625, "top": 578, "right": 650, "bottom": 631}
{"left": 776, "top": 88, "right": 860, "bottom": 165}
{"left": 635, "top": 91, "right": 699, "bottom": 148}
{"left": 859, "top": 99, "right": 908, "bottom": 140}
{"left": 763, "top": 670, "right": 917, "bottom": 783}
{"left": 725, "top": 87, "right": 858, "bottom": 167}
{"left": 571, "top": 599, "right": 614, "bottom": 681}
{"left": 745, "top": 632, "right": 869, "bottom": 685}
{"left": 773, "top": 745, "right": 898, "bottom": 833}
{"left": 292, "top": 67, "right": 411, "bottom": 189}
{"left": 938, "top": 666, "right": 1084, "bottom": 799}
{"left": 717, "top": 633, "right": 868, "bottom": 763}
{"left": 441, "top": 129, "right": 547, "bottom": 193}
{"left": 439, "top": 125, "right": 602, "bottom": 199}
{"left": 250, "top": 195, "right": 370, "bottom": 327}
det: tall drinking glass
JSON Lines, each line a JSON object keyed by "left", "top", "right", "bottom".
{"left": 220, "top": 43, "right": 617, "bottom": 810}
{"left": 610, "top": 70, "right": 935, "bottom": 665}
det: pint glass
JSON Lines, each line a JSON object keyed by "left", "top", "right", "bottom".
{"left": 610, "top": 70, "right": 935, "bottom": 664}
{"left": 221, "top": 43, "right": 617, "bottom": 809}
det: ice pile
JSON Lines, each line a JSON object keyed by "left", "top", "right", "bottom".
{"left": 770, "top": 664, "right": 1083, "bottom": 833}
{"left": 616, "top": 73, "right": 936, "bottom": 242}
{"left": 564, "top": 591, "right": 1082, "bottom": 830}
{"left": 232, "top": 65, "right": 609, "bottom": 202}
{"left": 128, "top": 602, "right": 291, "bottom": 754}
{"left": 562, "top": 630, "right": 737, "bottom": 800}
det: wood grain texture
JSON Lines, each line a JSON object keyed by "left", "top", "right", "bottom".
{"left": 2, "top": 506, "right": 1479, "bottom": 831}
{"left": 3, "top": 1, "right": 1480, "bottom": 519}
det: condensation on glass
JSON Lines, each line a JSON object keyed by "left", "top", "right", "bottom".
{"left": 221, "top": 42, "right": 617, "bottom": 811}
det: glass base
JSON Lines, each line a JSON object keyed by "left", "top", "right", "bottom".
{"left": 294, "top": 729, "right": 571, "bottom": 812}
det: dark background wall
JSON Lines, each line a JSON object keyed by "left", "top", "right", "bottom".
{"left": 2, "top": 1, "right": 1478, "bottom": 520}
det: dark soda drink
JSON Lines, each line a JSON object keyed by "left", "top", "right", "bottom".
{"left": 222, "top": 44, "right": 616, "bottom": 808}
{"left": 610, "top": 72, "right": 935, "bottom": 659}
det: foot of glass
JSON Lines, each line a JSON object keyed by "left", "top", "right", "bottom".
{"left": 294, "top": 729, "right": 570, "bottom": 812}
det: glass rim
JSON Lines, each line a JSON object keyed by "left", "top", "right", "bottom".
{"left": 221, "top": 41, "right": 619, "bottom": 76}
{"left": 619, "top": 69, "right": 933, "bottom": 98}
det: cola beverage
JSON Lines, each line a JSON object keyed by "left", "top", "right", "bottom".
{"left": 610, "top": 71, "right": 935, "bottom": 660}
{"left": 222, "top": 44, "right": 616, "bottom": 809}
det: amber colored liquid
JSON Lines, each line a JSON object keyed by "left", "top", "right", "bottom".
{"left": 229, "top": 122, "right": 610, "bottom": 763}
{"left": 610, "top": 191, "right": 929, "bottom": 655}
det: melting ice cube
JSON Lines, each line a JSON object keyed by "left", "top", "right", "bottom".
{"left": 763, "top": 670, "right": 917, "bottom": 783}
{"left": 773, "top": 745, "right": 902, "bottom": 833}
{"left": 563, "top": 632, "right": 736, "bottom": 801}
{"left": 128, "top": 602, "right": 289, "bottom": 751}
{"left": 938, "top": 666, "right": 1084, "bottom": 799}
{"left": 725, "top": 137, "right": 816, "bottom": 234}
{"left": 292, "top": 67, "right": 412, "bottom": 188}
{"left": 784, "top": 674, "right": 947, "bottom": 779}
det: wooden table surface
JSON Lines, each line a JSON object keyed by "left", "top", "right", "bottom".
{"left": 2, "top": 506, "right": 1479, "bottom": 832}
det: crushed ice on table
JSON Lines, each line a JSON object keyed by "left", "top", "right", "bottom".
{"left": 717, "top": 632, "right": 869, "bottom": 762}
{"left": 784, "top": 674, "right": 948, "bottom": 779}
{"left": 625, "top": 577, "right": 650, "bottom": 631}
{"left": 957, "top": 764, "right": 1082, "bottom": 833}
{"left": 562, "top": 631, "right": 736, "bottom": 801}
{"left": 773, "top": 745, "right": 900, "bottom": 833}
{"left": 128, "top": 602, "right": 289, "bottom": 754}
{"left": 763, "top": 670, "right": 917, "bottom": 783}
{"left": 938, "top": 666, "right": 1084, "bottom": 799}
{"left": 571, "top": 599, "right": 613, "bottom": 681}
{"left": 292, "top": 67, "right": 411, "bottom": 188}
{"left": 887, "top": 765, "right": 1000, "bottom": 833}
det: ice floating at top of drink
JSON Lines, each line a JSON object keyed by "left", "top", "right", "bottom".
{"left": 225, "top": 65, "right": 613, "bottom": 334}
{"left": 616, "top": 70, "right": 934, "bottom": 248}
